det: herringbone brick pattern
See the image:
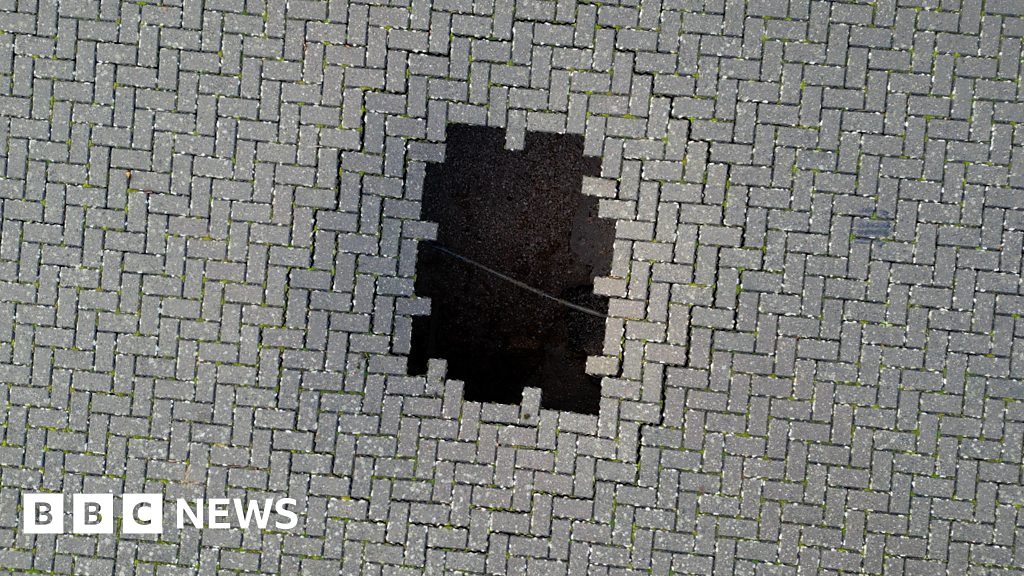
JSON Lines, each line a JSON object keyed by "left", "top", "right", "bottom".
{"left": 2, "top": 0, "right": 1024, "bottom": 573}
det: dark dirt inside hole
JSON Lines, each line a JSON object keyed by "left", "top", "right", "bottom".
{"left": 408, "top": 124, "right": 615, "bottom": 414}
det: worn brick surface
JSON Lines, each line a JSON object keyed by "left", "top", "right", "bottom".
{"left": 2, "top": 0, "right": 1024, "bottom": 573}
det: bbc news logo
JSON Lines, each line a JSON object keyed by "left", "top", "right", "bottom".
{"left": 23, "top": 493, "right": 298, "bottom": 534}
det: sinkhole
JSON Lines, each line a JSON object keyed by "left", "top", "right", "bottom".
{"left": 408, "top": 124, "right": 615, "bottom": 414}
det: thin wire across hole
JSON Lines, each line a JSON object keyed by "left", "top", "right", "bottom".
{"left": 421, "top": 240, "right": 610, "bottom": 319}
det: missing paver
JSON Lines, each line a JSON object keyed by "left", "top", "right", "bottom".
{"left": 408, "top": 125, "right": 614, "bottom": 414}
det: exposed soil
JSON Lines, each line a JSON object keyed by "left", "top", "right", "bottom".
{"left": 408, "top": 124, "right": 614, "bottom": 414}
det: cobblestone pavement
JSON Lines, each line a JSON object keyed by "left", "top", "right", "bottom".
{"left": 2, "top": 0, "right": 1024, "bottom": 573}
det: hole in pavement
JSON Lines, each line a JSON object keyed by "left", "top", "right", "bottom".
{"left": 408, "top": 124, "right": 614, "bottom": 414}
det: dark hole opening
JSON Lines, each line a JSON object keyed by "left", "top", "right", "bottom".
{"left": 408, "top": 124, "right": 614, "bottom": 414}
